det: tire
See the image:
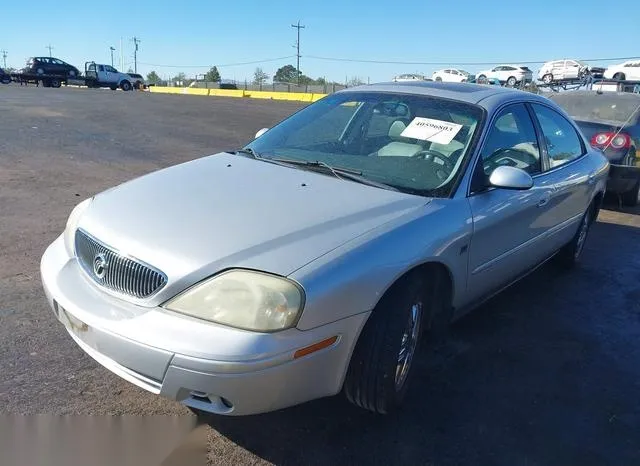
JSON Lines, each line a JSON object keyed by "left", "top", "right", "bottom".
{"left": 435, "top": 76, "right": 442, "bottom": 82}
{"left": 343, "top": 272, "right": 430, "bottom": 414}
{"left": 542, "top": 73, "right": 553, "bottom": 85}
{"left": 50, "top": 78, "right": 61, "bottom": 88}
{"left": 555, "top": 203, "right": 594, "bottom": 268}
{"left": 110, "top": 85, "right": 117, "bottom": 91}
{"left": 506, "top": 76, "right": 517, "bottom": 86}
{"left": 477, "top": 74, "right": 487, "bottom": 83}
{"left": 613, "top": 72, "right": 625, "bottom": 81}
{"left": 120, "top": 80, "right": 132, "bottom": 91}
{"left": 622, "top": 180, "right": 640, "bottom": 207}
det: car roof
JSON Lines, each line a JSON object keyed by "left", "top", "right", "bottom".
{"left": 337, "top": 81, "right": 547, "bottom": 106}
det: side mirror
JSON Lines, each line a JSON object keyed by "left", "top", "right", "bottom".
{"left": 489, "top": 166, "right": 533, "bottom": 190}
{"left": 255, "top": 128, "right": 269, "bottom": 139}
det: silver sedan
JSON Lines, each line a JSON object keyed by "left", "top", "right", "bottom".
{"left": 41, "top": 82, "right": 609, "bottom": 416}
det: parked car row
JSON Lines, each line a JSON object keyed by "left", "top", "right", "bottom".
{"left": 394, "top": 59, "right": 637, "bottom": 87}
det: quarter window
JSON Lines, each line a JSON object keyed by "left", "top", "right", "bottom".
{"left": 530, "top": 104, "right": 585, "bottom": 169}
{"left": 479, "top": 104, "right": 541, "bottom": 176}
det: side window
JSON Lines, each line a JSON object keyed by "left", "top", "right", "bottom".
{"left": 530, "top": 104, "right": 585, "bottom": 169}
{"left": 52, "top": 59, "right": 63, "bottom": 65}
{"left": 480, "top": 104, "right": 541, "bottom": 176}
{"left": 98, "top": 65, "right": 105, "bottom": 72}
{"left": 105, "top": 66, "right": 117, "bottom": 73}
{"left": 444, "top": 70, "right": 451, "bottom": 74}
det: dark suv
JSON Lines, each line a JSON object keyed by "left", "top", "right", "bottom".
{"left": 23, "top": 57, "right": 80, "bottom": 77}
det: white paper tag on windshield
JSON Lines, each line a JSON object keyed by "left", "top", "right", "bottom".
{"left": 400, "top": 117, "right": 462, "bottom": 145}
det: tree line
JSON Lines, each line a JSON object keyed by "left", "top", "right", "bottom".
{"left": 144, "top": 64, "right": 361, "bottom": 87}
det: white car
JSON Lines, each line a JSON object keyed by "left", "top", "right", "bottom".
{"left": 604, "top": 60, "right": 640, "bottom": 81}
{"left": 432, "top": 69, "right": 472, "bottom": 83}
{"left": 392, "top": 73, "right": 426, "bottom": 82}
{"left": 538, "top": 59, "right": 589, "bottom": 84}
{"left": 476, "top": 65, "right": 533, "bottom": 86}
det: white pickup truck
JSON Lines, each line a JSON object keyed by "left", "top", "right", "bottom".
{"left": 84, "top": 62, "right": 134, "bottom": 91}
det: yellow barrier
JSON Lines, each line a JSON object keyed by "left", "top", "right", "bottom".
{"left": 185, "top": 88, "right": 209, "bottom": 96}
{"left": 209, "top": 89, "right": 246, "bottom": 98}
{"left": 149, "top": 86, "right": 327, "bottom": 103}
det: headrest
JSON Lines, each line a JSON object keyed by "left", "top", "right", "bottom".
{"left": 388, "top": 120, "right": 407, "bottom": 138}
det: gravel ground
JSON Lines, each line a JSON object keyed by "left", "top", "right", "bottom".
{"left": 1, "top": 85, "right": 639, "bottom": 465}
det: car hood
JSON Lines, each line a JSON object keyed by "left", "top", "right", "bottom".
{"left": 78, "top": 153, "right": 428, "bottom": 301}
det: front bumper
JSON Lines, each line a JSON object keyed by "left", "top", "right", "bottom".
{"left": 41, "top": 236, "right": 369, "bottom": 415}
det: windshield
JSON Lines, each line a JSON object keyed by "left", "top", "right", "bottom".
{"left": 246, "top": 91, "right": 483, "bottom": 197}
{"left": 550, "top": 93, "right": 640, "bottom": 124}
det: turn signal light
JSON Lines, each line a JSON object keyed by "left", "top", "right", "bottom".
{"left": 590, "top": 132, "right": 631, "bottom": 149}
{"left": 293, "top": 336, "right": 338, "bottom": 359}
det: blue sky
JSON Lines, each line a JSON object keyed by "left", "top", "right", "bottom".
{"left": 2, "top": 1, "right": 639, "bottom": 83}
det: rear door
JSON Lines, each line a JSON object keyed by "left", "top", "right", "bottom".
{"left": 564, "top": 60, "right": 581, "bottom": 80}
{"left": 528, "top": 103, "right": 592, "bottom": 248}
{"left": 466, "top": 103, "right": 556, "bottom": 301}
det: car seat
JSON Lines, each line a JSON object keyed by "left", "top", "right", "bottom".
{"left": 377, "top": 120, "right": 426, "bottom": 157}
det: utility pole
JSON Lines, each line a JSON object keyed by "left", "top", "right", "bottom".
{"left": 291, "top": 20, "right": 305, "bottom": 85}
{"left": 131, "top": 37, "right": 141, "bottom": 73}
{"left": 109, "top": 47, "right": 115, "bottom": 67}
{"left": 1, "top": 50, "right": 7, "bottom": 69}
{"left": 46, "top": 44, "right": 54, "bottom": 57}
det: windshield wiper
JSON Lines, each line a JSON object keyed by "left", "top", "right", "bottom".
{"left": 232, "top": 147, "right": 262, "bottom": 159}
{"left": 270, "top": 158, "right": 398, "bottom": 191}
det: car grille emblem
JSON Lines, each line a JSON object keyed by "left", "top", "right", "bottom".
{"left": 93, "top": 253, "right": 107, "bottom": 279}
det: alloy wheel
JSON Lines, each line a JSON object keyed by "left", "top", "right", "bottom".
{"left": 395, "top": 302, "right": 422, "bottom": 391}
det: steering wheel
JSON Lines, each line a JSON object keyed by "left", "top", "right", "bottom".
{"left": 484, "top": 147, "right": 538, "bottom": 172}
{"left": 411, "top": 150, "right": 456, "bottom": 172}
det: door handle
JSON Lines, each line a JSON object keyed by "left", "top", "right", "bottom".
{"left": 537, "top": 194, "right": 550, "bottom": 207}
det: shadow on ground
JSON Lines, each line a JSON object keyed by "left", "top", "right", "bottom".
{"left": 204, "top": 217, "right": 640, "bottom": 466}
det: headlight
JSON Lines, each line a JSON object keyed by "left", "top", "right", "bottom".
{"left": 163, "top": 270, "right": 304, "bottom": 332}
{"left": 63, "top": 198, "right": 93, "bottom": 256}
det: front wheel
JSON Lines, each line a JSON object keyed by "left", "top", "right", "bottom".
{"left": 506, "top": 76, "right": 517, "bottom": 86}
{"left": 613, "top": 72, "right": 626, "bottom": 81}
{"left": 542, "top": 73, "right": 553, "bottom": 84}
{"left": 120, "top": 80, "right": 132, "bottom": 91}
{"left": 343, "top": 273, "right": 427, "bottom": 414}
{"left": 50, "top": 78, "right": 61, "bottom": 88}
{"left": 435, "top": 76, "right": 442, "bottom": 82}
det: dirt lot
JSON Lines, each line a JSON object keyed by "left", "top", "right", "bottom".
{"left": 1, "top": 85, "right": 639, "bottom": 465}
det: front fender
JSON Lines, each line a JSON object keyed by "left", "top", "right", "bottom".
{"left": 291, "top": 198, "right": 473, "bottom": 331}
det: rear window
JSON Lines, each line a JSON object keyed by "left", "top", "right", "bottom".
{"left": 550, "top": 93, "right": 640, "bottom": 124}
{"left": 520, "top": 67, "right": 532, "bottom": 72}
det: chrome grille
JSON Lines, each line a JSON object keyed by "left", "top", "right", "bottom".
{"left": 75, "top": 229, "right": 167, "bottom": 299}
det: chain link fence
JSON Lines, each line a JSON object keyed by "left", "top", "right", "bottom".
{"left": 187, "top": 80, "right": 348, "bottom": 94}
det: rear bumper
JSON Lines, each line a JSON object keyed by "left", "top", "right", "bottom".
{"left": 607, "top": 164, "right": 640, "bottom": 194}
{"left": 41, "top": 236, "right": 369, "bottom": 415}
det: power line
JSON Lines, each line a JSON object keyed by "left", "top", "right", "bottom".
{"left": 291, "top": 20, "right": 305, "bottom": 85}
{"left": 305, "top": 54, "right": 640, "bottom": 66}
{"left": 137, "top": 55, "right": 296, "bottom": 69}
{"left": 46, "top": 44, "right": 54, "bottom": 57}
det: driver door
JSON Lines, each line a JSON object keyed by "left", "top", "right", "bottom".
{"left": 465, "top": 103, "right": 557, "bottom": 302}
